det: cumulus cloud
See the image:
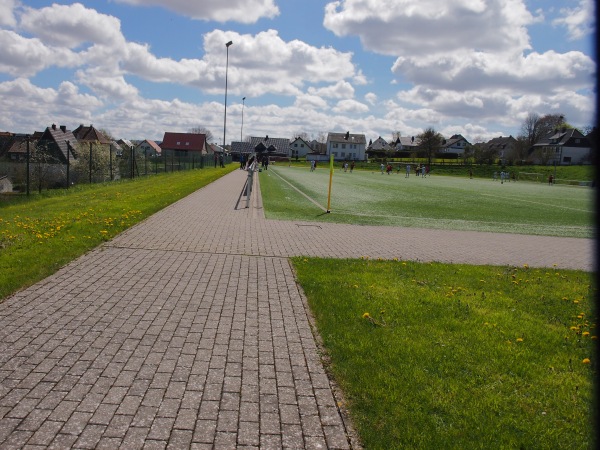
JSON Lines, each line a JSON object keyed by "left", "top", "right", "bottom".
{"left": 553, "top": 0, "right": 595, "bottom": 40}
{"left": 324, "top": 0, "right": 534, "bottom": 56}
{"left": 114, "top": 0, "right": 279, "bottom": 24}
{"left": 308, "top": 80, "right": 355, "bottom": 99}
{"left": 324, "top": 0, "right": 595, "bottom": 130}
{"left": 0, "top": 0, "right": 17, "bottom": 27}
{"left": 0, "top": 30, "right": 79, "bottom": 77}
{"left": 333, "top": 99, "right": 370, "bottom": 113}
{"left": 20, "top": 3, "right": 124, "bottom": 48}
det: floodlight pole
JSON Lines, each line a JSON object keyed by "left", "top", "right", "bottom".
{"left": 223, "top": 41, "right": 233, "bottom": 156}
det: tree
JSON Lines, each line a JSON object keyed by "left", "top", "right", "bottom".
{"left": 417, "top": 127, "right": 443, "bottom": 166}
{"left": 189, "top": 127, "right": 214, "bottom": 143}
{"left": 72, "top": 141, "right": 112, "bottom": 183}
{"left": 520, "top": 113, "right": 566, "bottom": 147}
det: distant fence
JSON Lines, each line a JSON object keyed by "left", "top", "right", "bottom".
{"left": 1, "top": 150, "right": 232, "bottom": 194}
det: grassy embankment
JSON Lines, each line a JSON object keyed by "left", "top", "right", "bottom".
{"left": 0, "top": 166, "right": 236, "bottom": 301}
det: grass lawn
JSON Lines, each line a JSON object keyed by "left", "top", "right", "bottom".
{"left": 0, "top": 166, "right": 236, "bottom": 301}
{"left": 292, "top": 257, "right": 596, "bottom": 449}
{"left": 260, "top": 165, "right": 593, "bottom": 238}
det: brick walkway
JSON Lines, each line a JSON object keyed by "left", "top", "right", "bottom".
{"left": 0, "top": 169, "right": 593, "bottom": 449}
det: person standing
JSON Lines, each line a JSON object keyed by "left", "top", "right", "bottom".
{"left": 380, "top": 163, "right": 385, "bottom": 174}
{"left": 350, "top": 161, "right": 355, "bottom": 173}
{"left": 405, "top": 164, "right": 410, "bottom": 178}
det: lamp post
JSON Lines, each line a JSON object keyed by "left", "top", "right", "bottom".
{"left": 223, "top": 40, "right": 233, "bottom": 157}
{"left": 241, "top": 96, "right": 246, "bottom": 142}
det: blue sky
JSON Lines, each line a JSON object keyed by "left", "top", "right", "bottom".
{"left": 0, "top": 0, "right": 595, "bottom": 144}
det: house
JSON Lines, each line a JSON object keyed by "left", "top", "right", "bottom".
{"left": 530, "top": 128, "right": 591, "bottom": 165}
{"left": 5, "top": 132, "right": 42, "bottom": 161}
{"left": 290, "top": 137, "right": 312, "bottom": 159}
{"left": 367, "top": 137, "right": 391, "bottom": 152}
{"left": 392, "top": 136, "right": 421, "bottom": 154}
{"left": 72, "top": 124, "right": 111, "bottom": 146}
{"left": 440, "top": 134, "right": 470, "bottom": 155}
{"left": 326, "top": 132, "right": 367, "bottom": 161}
{"left": 136, "top": 139, "right": 162, "bottom": 158}
{"left": 482, "top": 136, "right": 518, "bottom": 161}
{"left": 36, "top": 124, "right": 77, "bottom": 163}
{"left": 159, "top": 132, "right": 208, "bottom": 156}
{"left": 231, "top": 136, "right": 290, "bottom": 161}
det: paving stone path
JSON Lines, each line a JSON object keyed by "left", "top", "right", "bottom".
{"left": 0, "top": 169, "right": 593, "bottom": 449}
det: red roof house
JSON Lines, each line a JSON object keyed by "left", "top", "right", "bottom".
{"left": 160, "top": 132, "right": 208, "bottom": 155}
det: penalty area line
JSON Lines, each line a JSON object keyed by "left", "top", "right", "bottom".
{"left": 269, "top": 169, "right": 328, "bottom": 212}
{"left": 480, "top": 193, "right": 593, "bottom": 213}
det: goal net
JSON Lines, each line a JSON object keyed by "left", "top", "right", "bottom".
{"left": 517, "top": 172, "right": 544, "bottom": 182}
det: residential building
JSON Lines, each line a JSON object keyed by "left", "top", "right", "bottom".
{"left": 160, "top": 132, "right": 208, "bottom": 156}
{"left": 290, "top": 137, "right": 312, "bottom": 159}
{"left": 231, "top": 136, "right": 290, "bottom": 160}
{"left": 136, "top": 139, "right": 162, "bottom": 158}
{"left": 530, "top": 128, "right": 591, "bottom": 165}
{"left": 326, "top": 132, "right": 366, "bottom": 161}
{"left": 440, "top": 134, "right": 470, "bottom": 155}
{"left": 367, "top": 136, "right": 391, "bottom": 152}
{"left": 36, "top": 124, "right": 77, "bottom": 163}
{"left": 482, "top": 136, "right": 518, "bottom": 162}
{"left": 393, "top": 136, "right": 421, "bottom": 153}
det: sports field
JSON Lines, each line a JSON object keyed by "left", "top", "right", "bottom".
{"left": 260, "top": 165, "right": 594, "bottom": 238}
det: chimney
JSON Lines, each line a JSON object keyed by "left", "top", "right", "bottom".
{"left": 52, "top": 124, "right": 56, "bottom": 130}
{"left": 60, "top": 125, "right": 66, "bottom": 133}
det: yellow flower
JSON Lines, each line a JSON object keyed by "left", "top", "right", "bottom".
{"left": 591, "top": 336, "right": 598, "bottom": 340}
{"left": 516, "top": 338, "right": 524, "bottom": 342}
{"left": 573, "top": 300, "right": 580, "bottom": 304}
{"left": 582, "top": 358, "right": 591, "bottom": 364}
{"left": 523, "top": 264, "right": 529, "bottom": 269}
{"left": 583, "top": 331, "right": 590, "bottom": 337}
{"left": 362, "top": 312, "right": 370, "bottom": 319}
{"left": 570, "top": 326, "right": 578, "bottom": 331}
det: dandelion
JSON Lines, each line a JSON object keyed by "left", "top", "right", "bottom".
{"left": 582, "top": 358, "right": 591, "bottom": 364}
{"left": 362, "top": 312, "right": 370, "bottom": 319}
{"left": 570, "top": 326, "right": 578, "bottom": 331}
{"left": 591, "top": 336, "right": 598, "bottom": 340}
{"left": 516, "top": 338, "right": 524, "bottom": 342}
{"left": 582, "top": 332, "right": 590, "bottom": 337}
{"left": 353, "top": 284, "right": 359, "bottom": 288}
{"left": 523, "top": 264, "right": 529, "bottom": 269}
{"left": 573, "top": 300, "right": 580, "bottom": 304}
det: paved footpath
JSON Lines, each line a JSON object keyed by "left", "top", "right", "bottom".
{"left": 0, "top": 169, "right": 594, "bottom": 449}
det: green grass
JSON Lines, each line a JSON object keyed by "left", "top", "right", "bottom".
{"left": 260, "top": 166, "right": 593, "bottom": 237}
{"left": 0, "top": 166, "right": 236, "bottom": 301}
{"left": 292, "top": 257, "right": 596, "bottom": 449}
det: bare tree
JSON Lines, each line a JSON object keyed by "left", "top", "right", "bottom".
{"left": 520, "top": 113, "right": 566, "bottom": 146}
{"left": 189, "top": 127, "right": 214, "bottom": 142}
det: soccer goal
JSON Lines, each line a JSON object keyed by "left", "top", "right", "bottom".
{"left": 517, "top": 172, "right": 544, "bottom": 182}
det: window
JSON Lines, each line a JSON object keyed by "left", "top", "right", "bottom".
{"left": 342, "top": 144, "right": 346, "bottom": 149}
{"left": 300, "top": 144, "right": 304, "bottom": 147}
{"left": 341, "top": 152, "right": 346, "bottom": 157}
{"left": 186, "top": 142, "right": 189, "bottom": 146}
{"left": 294, "top": 143, "right": 298, "bottom": 147}
{"left": 177, "top": 141, "right": 181, "bottom": 145}
{"left": 333, "top": 143, "right": 338, "bottom": 148}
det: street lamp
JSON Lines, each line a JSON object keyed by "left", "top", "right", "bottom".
{"left": 241, "top": 96, "right": 246, "bottom": 142}
{"left": 223, "top": 40, "right": 233, "bottom": 156}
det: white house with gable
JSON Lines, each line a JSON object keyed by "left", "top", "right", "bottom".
{"left": 326, "top": 132, "right": 367, "bottom": 161}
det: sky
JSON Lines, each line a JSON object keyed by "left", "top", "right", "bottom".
{"left": 0, "top": 0, "right": 596, "bottom": 145}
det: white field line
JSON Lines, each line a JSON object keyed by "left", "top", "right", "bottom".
{"left": 269, "top": 169, "right": 327, "bottom": 212}
{"left": 480, "top": 193, "right": 593, "bottom": 213}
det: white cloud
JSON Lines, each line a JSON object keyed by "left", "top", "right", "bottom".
{"left": 0, "top": 0, "right": 16, "bottom": 27}
{"left": 308, "top": 80, "right": 355, "bottom": 99}
{"left": 294, "top": 94, "right": 329, "bottom": 110}
{"left": 20, "top": 3, "right": 124, "bottom": 48}
{"left": 333, "top": 99, "right": 370, "bottom": 113}
{"left": 553, "top": 0, "right": 595, "bottom": 40}
{"left": 365, "top": 92, "right": 377, "bottom": 105}
{"left": 324, "top": 0, "right": 534, "bottom": 56}
{"left": 0, "top": 30, "right": 79, "bottom": 77}
{"left": 114, "top": 0, "right": 279, "bottom": 24}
